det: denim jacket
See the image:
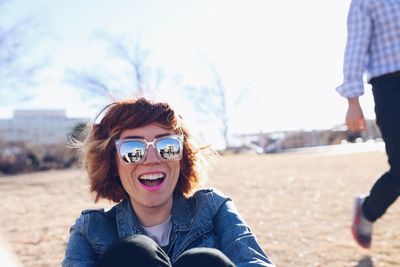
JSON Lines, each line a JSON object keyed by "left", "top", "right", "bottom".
{"left": 62, "top": 188, "right": 274, "bottom": 267}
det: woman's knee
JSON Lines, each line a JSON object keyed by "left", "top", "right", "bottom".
{"left": 174, "top": 247, "right": 235, "bottom": 267}
{"left": 98, "top": 235, "right": 171, "bottom": 267}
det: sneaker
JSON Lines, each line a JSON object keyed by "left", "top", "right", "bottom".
{"left": 351, "top": 195, "right": 373, "bottom": 249}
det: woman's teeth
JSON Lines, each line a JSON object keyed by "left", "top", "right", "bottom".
{"left": 138, "top": 173, "right": 165, "bottom": 187}
{"left": 139, "top": 173, "right": 164, "bottom": 180}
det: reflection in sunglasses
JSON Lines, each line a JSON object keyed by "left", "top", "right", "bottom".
{"left": 115, "top": 135, "right": 183, "bottom": 164}
{"left": 123, "top": 147, "right": 144, "bottom": 163}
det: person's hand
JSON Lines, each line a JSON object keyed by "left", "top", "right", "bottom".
{"left": 346, "top": 97, "right": 367, "bottom": 132}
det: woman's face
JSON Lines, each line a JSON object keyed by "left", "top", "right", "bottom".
{"left": 116, "top": 123, "right": 181, "bottom": 215}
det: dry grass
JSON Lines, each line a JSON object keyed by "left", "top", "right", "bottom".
{"left": 0, "top": 148, "right": 399, "bottom": 266}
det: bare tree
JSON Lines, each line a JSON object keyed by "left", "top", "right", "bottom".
{"left": 0, "top": 0, "right": 42, "bottom": 104}
{"left": 67, "top": 35, "right": 164, "bottom": 101}
{"left": 208, "top": 65, "right": 229, "bottom": 149}
{"left": 187, "top": 64, "right": 251, "bottom": 149}
{"left": 67, "top": 70, "right": 114, "bottom": 100}
{"left": 109, "top": 37, "right": 147, "bottom": 95}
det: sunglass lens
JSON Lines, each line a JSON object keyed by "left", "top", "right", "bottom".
{"left": 156, "top": 137, "right": 182, "bottom": 161}
{"left": 119, "top": 141, "right": 146, "bottom": 163}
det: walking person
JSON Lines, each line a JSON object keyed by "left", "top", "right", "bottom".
{"left": 62, "top": 97, "right": 275, "bottom": 266}
{"left": 336, "top": 0, "right": 400, "bottom": 249}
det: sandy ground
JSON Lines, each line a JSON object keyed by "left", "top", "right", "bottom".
{"left": 0, "top": 146, "right": 399, "bottom": 266}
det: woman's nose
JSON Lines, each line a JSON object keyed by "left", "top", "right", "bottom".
{"left": 143, "top": 145, "right": 161, "bottom": 164}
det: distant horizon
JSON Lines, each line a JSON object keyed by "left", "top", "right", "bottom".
{"left": 1, "top": 106, "right": 379, "bottom": 133}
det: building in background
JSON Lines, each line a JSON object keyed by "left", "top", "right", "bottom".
{"left": 0, "top": 110, "right": 86, "bottom": 145}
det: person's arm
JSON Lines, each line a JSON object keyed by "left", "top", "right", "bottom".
{"left": 62, "top": 218, "right": 98, "bottom": 267}
{"left": 336, "top": 0, "right": 372, "bottom": 100}
{"left": 213, "top": 199, "right": 275, "bottom": 267}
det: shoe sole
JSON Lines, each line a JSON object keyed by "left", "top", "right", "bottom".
{"left": 351, "top": 196, "right": 371, "bottom": 249}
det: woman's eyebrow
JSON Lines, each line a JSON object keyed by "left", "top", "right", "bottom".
{"left": 121, "top": 133, "right": 172, "bottom": 140}
{"left": 155, "top": 133, "right": 173, "bottom": 138}
{"left": 123, "top": 135, "right": 143, "bottom": 139}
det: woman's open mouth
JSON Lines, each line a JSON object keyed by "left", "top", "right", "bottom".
{"left": 138, "top": 172, "right": 166, "bottom": 191}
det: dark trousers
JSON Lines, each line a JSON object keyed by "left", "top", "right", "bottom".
{"left": 98, "top": 235, "right": 236, "bottom": 267}
{"left": 363, "top": 74, "right": 400, "bottom": 222}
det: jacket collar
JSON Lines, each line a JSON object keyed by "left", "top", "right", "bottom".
{"left": 115, "top": 193, "right": 192, "bottom": 238}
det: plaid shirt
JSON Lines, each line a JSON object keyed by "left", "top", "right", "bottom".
{"left": 336, "top": 0, "right": 400, "bottom": 98}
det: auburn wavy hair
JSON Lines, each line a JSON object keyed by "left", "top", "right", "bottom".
{"left": 78, "top": 97, "right": 213, "bottom": 203}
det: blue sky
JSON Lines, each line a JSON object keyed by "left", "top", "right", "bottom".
{"left": 1, "top": 0, "right": 376, "bottom": 145}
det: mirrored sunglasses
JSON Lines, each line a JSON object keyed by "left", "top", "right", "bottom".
{"left": 115, "top": 135, "right": 183, "bottom": 164}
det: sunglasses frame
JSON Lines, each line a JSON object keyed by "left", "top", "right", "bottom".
{"left": 115, "top": 134, "right": 184, "bottom": 165}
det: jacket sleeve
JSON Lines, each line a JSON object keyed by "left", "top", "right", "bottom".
{"left": 336, "top": 0, "right": 372, "bottom": 98}
{"left": 62, "top": 214, "right": 97, "bottom": 267}
{"left": 212, "top": 192, "right": 275, "bottom": 267}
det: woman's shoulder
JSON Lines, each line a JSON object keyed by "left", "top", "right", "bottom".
{"left": 72, "top": 203, "right": 120, "bottom": 233}
{"left": 191, "top": 187, "right": 232, "bottom": 210}
{"left": 68, "top": 203, "right": 122, "bottom": 252}
{"left": 81, "top": 204, "right": 117, "bottom": 219}
{"left": 192, "top": 187, "right": 226, "bottom": 197}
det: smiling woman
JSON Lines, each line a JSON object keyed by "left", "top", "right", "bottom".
{"left": 62, "top": 97, "right": 275, "bottom": 267}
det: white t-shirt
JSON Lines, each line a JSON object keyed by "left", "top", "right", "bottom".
{"left": 142, "top": 216, "right": 172, "bottom": 246}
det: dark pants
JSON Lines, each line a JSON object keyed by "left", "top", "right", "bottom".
{"left": 363, "top": 74, "right": 400, "bottom": 222}
{"left": 98, "top": 235, "right": 236, "bottom": 267}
